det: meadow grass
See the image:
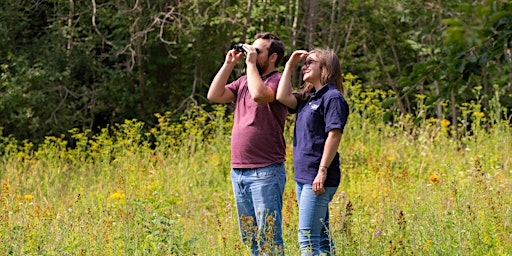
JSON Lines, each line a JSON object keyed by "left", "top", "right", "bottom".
{"left": 1, "top": 79, "right": 511, "bottom": 255}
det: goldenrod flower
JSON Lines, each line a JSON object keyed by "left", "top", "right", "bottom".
{"left": 427, "top": 117, "right": 437, "bottom": 124}
{"left": 472, "top": 111, "right": 485, "bottom": 118}
{"left": 109, "top": 191, "right": 126, "bottom": 201}
{"left": 440, "top": 119, "right": 450, "bottom": 128}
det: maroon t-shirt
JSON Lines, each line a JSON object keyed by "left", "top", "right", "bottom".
{"left": 226, "top": 72, "right": 288, "bottom": 168}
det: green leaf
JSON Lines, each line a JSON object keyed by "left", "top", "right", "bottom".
{"left": 413, "top": 117, "right": 423, "bottom": 125}
{"left": 383, "top": 111, "right": 394, "bottom": 122}
{"left": 381, "top": 97, "right": 397, "bottom": 109}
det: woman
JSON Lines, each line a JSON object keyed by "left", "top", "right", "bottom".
{"left": 276, "top": 49, "right": 349, "bottom": 255}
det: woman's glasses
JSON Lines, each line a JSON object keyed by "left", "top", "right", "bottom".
{"left": 303, "top": 59, "right": 318, "bottom": 67}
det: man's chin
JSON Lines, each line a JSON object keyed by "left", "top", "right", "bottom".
{"left": 257, "top": 68, "right": 264, "bottom": 75}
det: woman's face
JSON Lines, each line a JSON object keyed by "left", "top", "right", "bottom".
{"left": 302, "top": 53, "right": 321, "bottom": 84}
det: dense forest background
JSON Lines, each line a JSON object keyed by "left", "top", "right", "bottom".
{"left": 1, "top": 0, "right": 511, "bottom": 144}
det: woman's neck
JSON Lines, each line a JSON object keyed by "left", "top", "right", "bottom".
{"left": 313, "top": 82, "right": 323, "bottom": 91}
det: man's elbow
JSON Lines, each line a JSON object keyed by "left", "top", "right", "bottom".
{"left": 251, "top": 94, "right": 273, "bottom": 103}
{"left": 251, "top": 90, "right": 274, "bottom": 103}
{"left": 207, "top": 91, "right": 224, "bottom": 103}
{"left": 251, "top": 94, "right": 265, "bottom": 103}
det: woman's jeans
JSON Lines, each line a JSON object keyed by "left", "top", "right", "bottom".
{"left": 296, "top": 182, "right": 338, "bottom": 256}
{"left": 231, "top": 163, "right": 287, "bottom": 255}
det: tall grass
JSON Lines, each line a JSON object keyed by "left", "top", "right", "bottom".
{"left": 1, "top": 79, "right": 511, "bottom": 255}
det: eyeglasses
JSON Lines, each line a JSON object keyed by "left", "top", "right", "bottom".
{"left": 303, "top": 59, "right": 318, "bottom": 67}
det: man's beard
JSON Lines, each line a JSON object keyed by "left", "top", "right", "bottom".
{"left": 257, "top": 61, "right": 267, "bottom": 75}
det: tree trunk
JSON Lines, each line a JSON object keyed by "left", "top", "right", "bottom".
{"left": 327, "top": 0, "right": 336, "bottom": 48}
{"left": 304, "top": 0, "right": 318, "bottom": 50}
{"left": 67, "top": 0, "right": 74, "bottom": 52}
{"left": 243, "top": 0, "right": 253, "bottom": 42}
{"left": 339, "top": 17, "right": 354, "bottom": 68}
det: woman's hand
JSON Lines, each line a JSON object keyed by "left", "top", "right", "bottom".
{"left": 312, "top": 167, "right": 327, "bottom": 195}
{"left": 286, "top": 50, "right": 309, "bottom": 67}
{"left": 277, "top": 50, "right": 309, "bottom": 109}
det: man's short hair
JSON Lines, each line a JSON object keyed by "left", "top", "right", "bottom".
{"left": 255, "top": 32, "right": 285, "bottom": 67}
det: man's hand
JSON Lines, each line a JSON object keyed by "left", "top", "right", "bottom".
{"left": 243, "top": 44, "right": 259, "bottom": 65}
{"left": 226, "top": 49, "right": 244, "bottom": 65}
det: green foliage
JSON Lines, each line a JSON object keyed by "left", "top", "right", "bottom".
{"left": 1, "top": 0, "right": 511, "bottom": 144}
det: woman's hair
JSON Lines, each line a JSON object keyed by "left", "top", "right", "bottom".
{"left": 298, "top": 49, "right": 344, "bottom": 100}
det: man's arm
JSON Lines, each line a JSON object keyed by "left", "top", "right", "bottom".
{"left": 207, "top": 50, "right": 241, "bottom": 103}
{"left": 245, "top": 47, "right": 275, "bottom": 103}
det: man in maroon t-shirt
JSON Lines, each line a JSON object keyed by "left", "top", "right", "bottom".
{"left": 207, "top": 32, "right": 287, "bottom": 255}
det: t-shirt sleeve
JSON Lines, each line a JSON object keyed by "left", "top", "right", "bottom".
{"left": 266, "top": 74, "right": 280, "bottom": 93}
{"left": 226, "top": 78, "right": 242, "bottom": 98}
{"left": 324, "top": 95, "right": 349, "bottom": 133}
{"left": 287, "top": 92, "right": 302, "bottom": 114}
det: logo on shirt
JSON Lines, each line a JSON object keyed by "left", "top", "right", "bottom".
{"left": 310, "top": 103, "right": 319, "bottom": 110}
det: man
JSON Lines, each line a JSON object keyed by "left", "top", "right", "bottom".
{"left": 207, "top": 32, "right": 287, "bottom": 255}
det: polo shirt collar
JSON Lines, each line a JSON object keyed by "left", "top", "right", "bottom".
{"left": 309, "top": 83, "right": 336, "bottom": 99}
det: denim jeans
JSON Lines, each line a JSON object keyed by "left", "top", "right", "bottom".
{"left": 231, "top": 163, "right": 287, "bottom": 255}
{"left": 296, "top": 182, "right": 338, "bottom": 256}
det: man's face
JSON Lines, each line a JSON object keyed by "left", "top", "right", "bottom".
{"left": 252, "top": 38, "right": 272, "bottom": 75}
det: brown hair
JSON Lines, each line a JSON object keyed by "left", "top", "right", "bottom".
{"left": 298, "top": 49, "right": 344, "bottom": 100}
{"left": 254, "top": 32, "right": 285, "bottom": 67}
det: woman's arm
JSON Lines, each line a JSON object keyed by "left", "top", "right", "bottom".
{"left": 276, "top": 50, "right": 309, "bottom": 109}
{"left": 313, "top": 128, "right": 342, "bottom": 195}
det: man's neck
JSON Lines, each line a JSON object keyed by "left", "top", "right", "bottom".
{"left": 261, "top": 69, "right": 277, "bottom": 80}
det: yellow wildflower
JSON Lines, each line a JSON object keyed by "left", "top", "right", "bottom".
{"left": 24, "top": 194, "right": 34, "bottom": 201}
{"left": 422, "top": 240, "right": 432, "bottom": 250}
{"left": 472, "top": 111, "right": 485, "bottom": 118}
{"left": 109, "top": 191, "right": 126, "bottom": 201}
{"left": 427, "top": 117, "right": 437, "bottom": 124}
{"left": 429, "top": 174, "right": 440, "bottom": 183}
{"left": 344, "top": 73, "right": 357, "bottom": 80}
{"left": 440, "top": 119, "right": 450, "bottom": 128}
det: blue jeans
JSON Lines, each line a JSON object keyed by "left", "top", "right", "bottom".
{"left": 231, "top": 163, "right": 287, "bottom": 255}
{"left": 296, "top": 182, "right": 338, "bottom": 256}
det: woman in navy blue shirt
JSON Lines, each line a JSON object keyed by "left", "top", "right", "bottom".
{"left": 277, "top": 49, "right": 349, "bottom": 255}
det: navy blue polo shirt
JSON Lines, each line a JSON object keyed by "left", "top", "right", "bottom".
{"left": 291, "top": 83, "right": 349, "bottom": 187}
